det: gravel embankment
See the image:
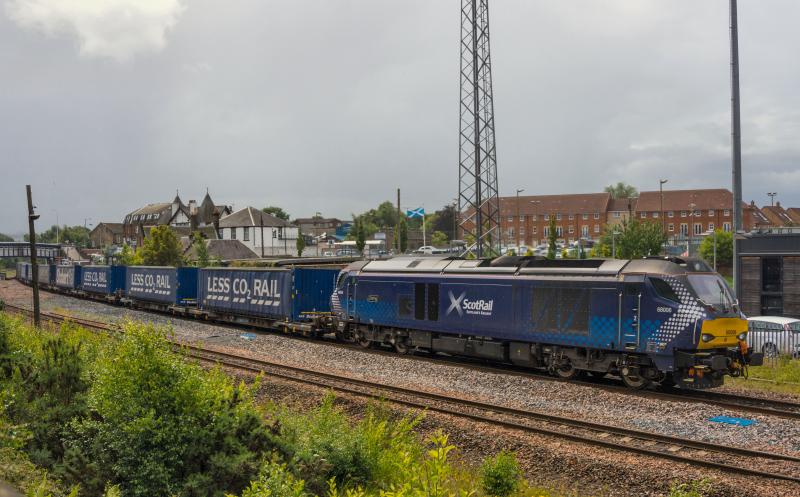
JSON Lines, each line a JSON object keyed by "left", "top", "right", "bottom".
{"left": 3, "top": 280, "right": 799, "bottom": 496}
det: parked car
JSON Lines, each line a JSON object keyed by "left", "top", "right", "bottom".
{"left": 746, "top": 316, "right": 800, "bottom": 358}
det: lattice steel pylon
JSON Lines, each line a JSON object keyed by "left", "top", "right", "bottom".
{"left": 458, "top": 0, "right": 500, "bottom": 258}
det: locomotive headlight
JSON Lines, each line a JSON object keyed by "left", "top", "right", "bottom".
{"left": 737, "top": 332, "right": 747, "bottom": 341}
{"left": 701, "top": 333, "right": 715, "bottom": 343}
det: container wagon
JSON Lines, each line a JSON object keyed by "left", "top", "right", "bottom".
{"left": 55, "top": 265, "right": 82, "bottom": 291}
{"left": 125, "top": 266, "right": 198, "bottom": 310}
{"left": 198, "top": 266, "right": 339, "bottom": 335}
{"left": 80, "top": 266, "right": 127, "bottom": 300}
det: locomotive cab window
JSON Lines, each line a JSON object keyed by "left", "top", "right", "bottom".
{"left": 414, "top": 283, "right": 426, "bottom": 320}
{"left": 649, "top": 278, "right": 680, "bottom": 303}
{"left": 398, "top": 296, "right": 413, "bottom": 318}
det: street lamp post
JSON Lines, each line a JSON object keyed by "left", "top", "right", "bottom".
{"left": 767, "top": 192, "right": 777, "bottom": 207}
{"left": 515, "top": 189, "right": 524, "bottom": 250}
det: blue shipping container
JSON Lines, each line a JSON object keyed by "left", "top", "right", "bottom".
{"left": 55, "top": 265, "right": 82, "bottom": 289}
{"left": 81, "top": 266, "right": 126, "bottom": 295}
{"left": 126, "top": 266, "right": 198, "bottom": 305}
{"left": 198, "top": 267, "right": 339, "bottom": 321}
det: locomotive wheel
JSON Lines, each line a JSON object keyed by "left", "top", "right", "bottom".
{"left": 620, "top": 368, "right": 651, "bottom": 389}
{"left": 357, "top": 335, "right": 372, "bottom": 349}
{"left": 394, "top": 339, "right": 411, "bottom": 355}
{"left": 554, "top": 363, "right": 581, "bottom": 380}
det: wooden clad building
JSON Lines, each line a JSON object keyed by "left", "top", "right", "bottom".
{"left": 736, "top": 230, "right": 800, "bottom": 318}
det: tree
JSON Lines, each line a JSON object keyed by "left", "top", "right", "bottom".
{"left": 262, "top": 206, "right": 290, "bottom": 221}
{"left": 117, "top": 243, "right": 142, "bottom": 266}
{"left": 355, "top": 219, "right": 367, "bottom": 254}
{"left": 604, "top": 182, "right": 638, "bottom": 199}
{"left": 431, "top": 231, "right": 448, "bottom": 247}
{"left": 597, "top": 218, "right": 665, "bottom": 259}
{"left": 296, "top": 235, "right": 306, "bottom": 257}
{"left": 431, "top": 204, "right": 457, "bottom": 240}
{"left": 27, "top": 225, "right": 91, "bottom": 249}
{"left": 192, "top": 232, "right": 210, "bottom": 267}
{"left": 699, "top": 230, "right": 733, "bottom": 267}
{"left": 547, "top": 217, "right": 557, "bottom": 259}
{"left": 398, "top": 218, "right": 408, "bottom": 253}
{"left": 140, "top": 225, "right": 184, "bottom": 266}
{"left": 0, "top": 233, "right": 13, "bottom": 242}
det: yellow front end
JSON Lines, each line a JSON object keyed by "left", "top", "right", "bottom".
{"left": 698, "top": 317, "right": 748, "bottom": 349}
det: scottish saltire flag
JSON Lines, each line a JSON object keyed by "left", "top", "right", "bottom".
{"left": 406, "top": 207, "right": 425, "bottom": 218}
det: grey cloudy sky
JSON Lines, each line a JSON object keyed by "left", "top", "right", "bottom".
{"left": 2, "top": 0, "right": 799, "bottom": 236}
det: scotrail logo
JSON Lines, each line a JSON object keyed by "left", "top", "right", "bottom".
{"left": 446, "top": 291, "right": 494, "bottom": 317}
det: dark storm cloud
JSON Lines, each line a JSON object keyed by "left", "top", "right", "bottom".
{"left": 1, "top": 0, "right": 798, "bottom": 237}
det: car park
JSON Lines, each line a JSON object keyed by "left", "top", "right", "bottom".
{"left": 746, "top": 316, "right": 800, "bottom": 358}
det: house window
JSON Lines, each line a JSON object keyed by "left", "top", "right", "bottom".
{"left": 681, "top": 211, "right": 687, "bottom": 217}
{"left": 708, "top": 223, "right": 715, "bottom": 231}
{"left": 519, "top": 215, "right": 525, "bottom": 221}
{"left": 581, "top": 225, "right": 589, "bottom": 237}
{"left": 544, "top": 214, "right": 549, "bottom": 221}
{"left": 556, "top": 226, "right": 563, "bottom": 237}
{"left": 568, "top": 225, "right": 574, "bottom": 234}
{"left": 243, "top": 227, "right": 250, "bottom": 241}
{"left": 507, "top": 216, "right": 514, "bottom": 222}
{"left": 709, "top": 209, "right": 715, "bottom": 216}
{"left": 520, "top": 227, "right": 525, "bottom": 235}
{"left": 724, "top": 209, "right": 730, "bottom": 217}
{"left": 582, "top": 213, "right": 588, "bottom": 220}
{"left": 509, "top": 228, "right": 515, "bottom": 237}
{"left": 653, "top": 212, "right": 659, "bottom": 218}
{"left": 668, "top": 211, "right": 674, "bottom": 218}
{"left": 543, "top": 226, "right": 549, "bottom": 236}
{"left": 668, "top": 223, "right": 674, "bottom": 232}
{"left": 533, "top": 226, "right": 538, "bottom": 234}
{"left": 532, "top": 214, "right": 538, "bottom": 221}
{"left": 640, "top": 212, "right": 647, "bottom": 219}
{"left": 694, "top": 223, "right": 703, "bottom": 235}
{"left": 594, "top": 212, "right": 600, "bottom": 220}
{"left": 556, "top": 213, "right": 562, "bottom": 221}
{"left": 723, "top": 222, "right": 731, "bottom": 232}
{"left": 568, "top": 214, "right": 574, "bottom": 220}
{"left": 613, "top": 211, "right": 621, "bottom": 218}
{"left": 594, "top": 224, "right": 600, "bottom": 233}
{"left": 680, "top": 223, "right": 688, "bottom": 235}
{"left": 231, "top": 228, "right": 237, "bottom": 240}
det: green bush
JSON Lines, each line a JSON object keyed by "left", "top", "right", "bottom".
{"left": 668, "top": 479, "right": 712, "bottom": 497}
{"left": 64, "top": 321, "right": 274, "bottom": 497}
{"left": 274, "top": 395, "right": 422, "bottom": 494}
{"left": 480, "top": 451, "right": 520, "bottom": 497}
{"left": 238, "top": 460, "right": 309, "bottom": 497}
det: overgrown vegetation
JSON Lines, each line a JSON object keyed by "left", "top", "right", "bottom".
{"left": 0, "top": 314, "right": 549, "bottom": 497}
{"left": 728, "top": 358, "right": 800, "bottom": 396}
{"left": 593, "top": 218, "right": 665, "bottom": 259}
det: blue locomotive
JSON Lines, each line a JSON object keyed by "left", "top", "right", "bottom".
{"left": 331, "top": 256, "right": 763, "bottom": 389}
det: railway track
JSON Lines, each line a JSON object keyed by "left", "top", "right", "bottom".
{"left": 4, "top": 291, "right": 800, "bottom": 421}
{"left": 3, "top": 302, "right": 800, "bottom": 485}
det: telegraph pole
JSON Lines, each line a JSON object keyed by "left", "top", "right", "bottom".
{"left": 26, "top": 185, "right": 40, "bottom": 327}
{"left": 730, "top": 0, "right": 743, "bottom": 296}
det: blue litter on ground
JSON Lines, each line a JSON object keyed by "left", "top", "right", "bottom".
{"left": 708, "top": 416, "right": 756, "bottom": 427}
{"left": 239, "top": 333, "right": 257, "bottom": 341}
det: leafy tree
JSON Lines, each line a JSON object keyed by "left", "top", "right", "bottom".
{"left": 547, "top": 217, "right": 557, "bottom": 259}
{"left": 296, "top": 235, "right": 306, "bottom": 257}
{"left": 597, "top": 218, "right": 666, "bottom": 259}
{"left": 354, "top": 219, "right": 367, "bottom": 254}
{"left": 192, "top": 232, "right": 210, "bottom": 267}
{"left": 699, "top": 230, "right": 733, "bottom": 267}
{"left": 431, "top": 204, "right": 457, "bottom": 240}
{"left": 26, "top": 225, "right": 91, "bottom": 249}
{"left": 140, "top": 225, "right": 183, "bottom": 266}
{"left": 0, "top": 232, "right": 13, "bottom": 242}
{"left": 431, "top": 231, "right": 448, "bottom": 247}
{"left": 604, "top": 182, "right": 638, "bottom": 199}
{"left": 262, "top": 206, "right": 290, "bottom": 221}
{"left": 398, "top": 218, "right": 408, "bottom": 253}
{"left": 117, "top": 243, "right": 142, "bottom": 266}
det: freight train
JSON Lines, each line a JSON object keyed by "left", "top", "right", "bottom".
{"left": 14, "top": 255, "right": 763, "bottom": 389}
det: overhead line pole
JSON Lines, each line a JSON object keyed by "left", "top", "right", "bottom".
{"left": 26, "top": 185, "right": 40, "bottom": 327}
{"left": 730, "top": 0, "right": 743, "bottom": 296}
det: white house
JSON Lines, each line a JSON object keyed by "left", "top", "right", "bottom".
{"left": 218, "top": 206, "right": 299, "bottom": 256}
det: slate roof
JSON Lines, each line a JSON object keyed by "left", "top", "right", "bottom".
{"left": 636, "top": 189, "right": 736, "bottom": 212}
{"left": 608, "top": 197, "right": 637, "bottom": 212}
{"left": 218, "top": 207, "right": 291, "bottom": 228}
{"left": 499, "top": 193, "right": 611, "bottom": 216}
{"left": 184, "top": 239, "right": 257, "bottom": 261}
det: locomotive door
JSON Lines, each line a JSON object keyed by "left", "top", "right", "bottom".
{"left": 345, "top": 279, "right": 356, "bottom": 319}
{"left": 621, "top": 278, "right": 644, "bottom": 351}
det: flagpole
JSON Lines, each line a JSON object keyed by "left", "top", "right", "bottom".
{"left": 422, "top": 213, "right": 426, "bottom": 247}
